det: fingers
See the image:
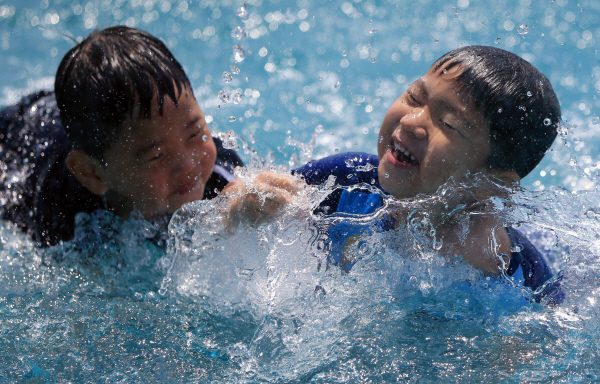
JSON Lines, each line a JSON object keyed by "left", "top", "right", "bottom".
{"left": 223, "top": 171, "right": 305, "bottom": 227}
{"left": 255, "top": 172, "right": 303, "bottom": 195}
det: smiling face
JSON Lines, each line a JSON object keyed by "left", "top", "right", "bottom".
{"left": 377, "top": 63, "right": 493, "bottom": 199}
{"left": 101, "top": 89, "right": 217, "bottom": 219}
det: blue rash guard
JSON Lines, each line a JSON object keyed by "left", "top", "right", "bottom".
{"left": 294, "top": 152, "right": 563, "bottom": 304}
{"left": 0, "top": 91, "right": 243, "bottom": 246}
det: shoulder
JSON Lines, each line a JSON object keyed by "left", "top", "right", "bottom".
{"left": 506, "top": 227, "right": 563, "bottom": 304}
{"left": 292, "top": 152, "right": 380, "bottom": 188}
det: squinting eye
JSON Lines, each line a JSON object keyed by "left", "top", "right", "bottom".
{"left": 189, "top": 129, "right": 202, "bottom": 140}
{"left": 441, "top": 121, "right": 455, "bottom": 130}
{"left": 147, "top": 153, "right": 164, "bottom": 163}
{"left": 407, "top": 92, "right": 420, "bottom": 105}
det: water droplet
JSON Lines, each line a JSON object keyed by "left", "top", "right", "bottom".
{"left": 511, "top": 245, "right": 523, "bottom": 253}
{"left": 202, "top": 135, "right": 208, "bottom": 141}
{"left": 434, "top": 38, "right": 439, "bottom": 43}
{"left": 221, "top": 130, "right": 239, "bottom": 149}
{"left": 592, "top": 115, "right": 600, "bottom": 125}
{"left": 517, "top": 24, "right": 529, "bottom": 35}
{"left": 369, "top": 29, "right": 377, "bottom": 34}
{"left": 498, "top": 107, "right": 503, "bottom": 113}
{"left": 217, "top": 91, "right": 231, "bottom": 103}
{"left": 237, "top": 3, "right": 248, "bottom": 21}
{"left": 218, "top": 90, "right": 231, "bottom": 103}
{"left": 230, "top": 65, "right": 240, "bottom": 75}
{"left": 370, "top": 58, "right": 376, "bottom": 63}
{"left": 231, "top": 26, "right": 246, "bottom": 40}
{"left": 334, "top": 148, "right": 340, "bottom": 153}
{"left": 233, "top": 92, "right": 242, "bottom": 104}
{"left": 306, "top": 100, "right": 311, "bottom": 104}
{"left": 495, "top": 37, "right": 501, "bottom": 44}
{"left": 384, "top": 172, "right": 390, "bottom": 178}
{"left": 334, "top": 81, "right": 342, "bottom": 89}
{"left": 342, "top": 51, "right": 348, "bottom": 56}
{"left": 527, "top": 91, "right": 532, "bottom": 97}
{"left": 379, "top": 136, "right": 384, "bottom": 143}
{"left": 233, "top": 45, "right": 246, "bottom": 63}
{"left": 505, "top": 12, "right": 510, "bottom": 17}
{"left": 544, "top": 118, "right": 552, "bottom": 126}
{"left": 222, "top": 71, "right": 233, "bottom": 83}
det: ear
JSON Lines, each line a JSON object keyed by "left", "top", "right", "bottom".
{"left": 66, "top": 150, "right": 110, "bottom": 195}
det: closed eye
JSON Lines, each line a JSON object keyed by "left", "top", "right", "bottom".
{"left": 407, "top": 91, "right": 421, "bottom": 105}
{"left": 188, "top": 129, "right": 203, "bottom": 140}
{"left": 144, "top": 153, "right": 164, "bottom": 164}
{"left": 441, "top": 120, "right": 455, "bottom": 130}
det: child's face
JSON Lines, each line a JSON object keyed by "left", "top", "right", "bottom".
{"left": 101, "top": 90, "right": 217, "bottom": 218}
{"left": 377, "top": 63, "right": 492, "bottom": 199}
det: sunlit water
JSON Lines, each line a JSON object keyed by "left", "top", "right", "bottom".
{"left": 2, "top": 0, "right": 600, "bottom": 381}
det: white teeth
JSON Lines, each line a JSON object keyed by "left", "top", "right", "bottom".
{"left": 410, "top": 155, "right": 416, "bottom": 161}
{"left": 393, "top": 142, "right": 415, "bottom": 159}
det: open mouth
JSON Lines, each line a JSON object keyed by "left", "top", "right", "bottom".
{"left": 390, "top": 140, "right": 419, "bottom": 166}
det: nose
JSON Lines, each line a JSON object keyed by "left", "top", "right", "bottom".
{"left": 400, "top": 107, "right": 428, "bottom": 140}
{"left": 171, "top": 145, "right": 200, "bottom": 177}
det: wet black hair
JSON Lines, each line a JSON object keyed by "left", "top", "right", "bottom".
{"left": 55, "top": 26, "right": 192, "bottom": 160}
{"left": 433, "top": 46, "right": 561, "bottom": 179}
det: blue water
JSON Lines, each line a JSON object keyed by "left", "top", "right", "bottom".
{"left": 2, "top": 0, "right": 600, "bottom": 381}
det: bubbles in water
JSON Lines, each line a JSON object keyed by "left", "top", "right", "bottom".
{"left": 233, "top": 92, "right": 242, "bottom": 104}
{"left": 592, "top": 115, "right": 599, "bottom": 126}
{"left": 334, "top": 81, "right": 342, "bottom": 89}
{"left": 233, "top": 45, "right": 246, "bottom": 63}
{"left": 527, "top": 91, "right": 532, "bottom": 97}
{"left": 218, "top": 90, "right": 231, "bottom": 103}
{"left": 230, "top": 65, "right": 240, "bottom": 75}
{"left": 237, "top": 3, "right": 248, "bottom": 21}
{"left": 222, "top": 71, "right": 233, "bottom": 83}
{"left": 544, "top": 118, "right": 552, "bottom": 126}
{"left": 229, "top": 116, "right": 236, "bottom": 122}
{"left": 231, "top": 26, "right": 246, "bottom": 40}
{"left": 517, "top": 24, "right": 529, "bottom": 35}
{"left": 495, "top": 37, "right": 501, "bottom": 44}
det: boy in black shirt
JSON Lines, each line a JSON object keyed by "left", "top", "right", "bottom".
{"left": 0, "top": 26, "right": 242, "bottom": 246}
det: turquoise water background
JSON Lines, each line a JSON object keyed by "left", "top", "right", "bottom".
{"left": 2, "top": 0, "right": 600, "bottom": 382}
{"left": 1, "top": 0, "right": 600, "bottom": 190}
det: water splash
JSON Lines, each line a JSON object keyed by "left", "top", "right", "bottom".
{"left": 285, "top": 125, "right": 324, "bottom": 163}
{"left": 233, "top": 45, "right": 246, "bottom": 63}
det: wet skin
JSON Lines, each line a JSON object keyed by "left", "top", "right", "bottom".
{"left": 101, "top": 90, "right": 217, "bottom": 219}
{"left": 377, "top": 63, "right": 492, "bottom": 199}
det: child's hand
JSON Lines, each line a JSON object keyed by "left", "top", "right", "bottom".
{"left": 222, "top": 171, "right": 305, "bottom": 227}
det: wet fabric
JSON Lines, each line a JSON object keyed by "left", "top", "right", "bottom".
{"left": 295, "top": 152, "right": 562, "bottom": 303}
{"left": 0, "top": 91, "right": 242, "bottom": 246}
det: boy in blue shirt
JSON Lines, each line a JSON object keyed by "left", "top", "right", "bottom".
{"left": 0, "top": 26, "right": 242, "bottom": 246}
{"left": 224, "top": 46, "right": 561, "bottom": 303}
